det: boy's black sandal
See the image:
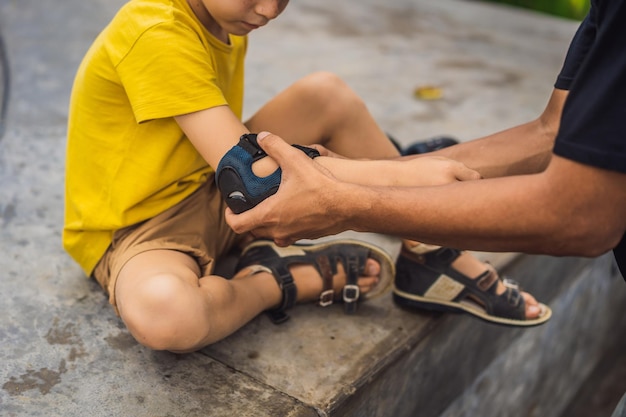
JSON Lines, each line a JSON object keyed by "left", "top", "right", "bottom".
{"left": 235, "top": 239, "right": 395, "bottom": 324}
{"left": 393, "top": 246, "right": 552, "bottom": 326}
{"left": 215, "top": 133, "right": 320, "bottom": 214}
{"left": 387, "top": 134, "right": 459, "bottom": 155}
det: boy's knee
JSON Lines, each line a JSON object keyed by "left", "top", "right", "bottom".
{"left": 299, "top": 72, "right": 366, "bottom": 115}
{"left": 119, "top": 274, "right": 203, "bottom": 351}
{"left": 300, "top": 72, "right": 353, "bottom": 100}
{"left": 304, "top": 71, "right": 346, "bottom": 89}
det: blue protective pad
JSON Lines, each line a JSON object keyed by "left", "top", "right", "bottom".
{"left": 216, "top": 133, "right": 320, "bottom": 213}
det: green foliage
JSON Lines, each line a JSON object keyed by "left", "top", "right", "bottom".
{"left": 483, "top": 0, "right": 590, "bottom": 20}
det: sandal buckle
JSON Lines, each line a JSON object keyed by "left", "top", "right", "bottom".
{"left": 343, "top": 284, "right": 360, "bottom": 303}
{"left": 319, "top": 289, "right": 334, "bottom": 307}
{"left": 502, "top": 278, "right": 519, "bottom": 290}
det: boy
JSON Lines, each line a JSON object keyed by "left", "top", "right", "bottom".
{"left": 64, "top": 0, "right": 549, "bottom": 353}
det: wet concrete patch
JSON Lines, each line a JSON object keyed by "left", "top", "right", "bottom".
{"left": 3, "top": 360, "right": 67, "bottom": 396}
{"left": 104, "top": 331, "right": 136, "bottom": 352}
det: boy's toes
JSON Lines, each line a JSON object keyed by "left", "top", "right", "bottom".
{"left": 356, "top": 258, "right": 381, "bottom": 295}
{"left": 363, "top": 258, "right": 381, "bottom": 277}
{"left": 522, "top": 292, "right": 542, "bottom": 319}
{"left": 357, "top": 275, "right": 380, "bottom": 294}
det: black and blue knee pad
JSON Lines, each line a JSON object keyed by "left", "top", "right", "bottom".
{"left": 215, "top": 133, "right": 320, "bottom": 214}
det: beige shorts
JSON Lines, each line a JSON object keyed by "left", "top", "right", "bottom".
{"left": 92, "top": 179, "right": 245, "bottom": 313}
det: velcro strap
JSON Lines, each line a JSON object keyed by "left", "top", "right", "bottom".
{"left": 424, "top": 247, "right": 460, "bottom": 268}
{"left": 266, "top": 309, "right": 290, "bottom": 325}
{"left": 238, "top": 133, "right": 266, "bottom": 160}
{"left": 292, "top": 144, "right": 321, "bottom": 159}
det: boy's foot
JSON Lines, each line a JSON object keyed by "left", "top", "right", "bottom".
{"left": 393, "top": 241, "right": 552, "bottom": 326}
{"left": 235, "top": 239, "right": 395, "bottom": 324}
{"left": 388, "top": 134, "right": 459, "bottom": 155}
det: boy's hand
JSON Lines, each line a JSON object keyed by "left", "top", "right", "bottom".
{"left": 397, "top": 155, "right": 481, "bottom": 186}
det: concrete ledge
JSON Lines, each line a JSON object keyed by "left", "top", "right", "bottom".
{"left": 4, "top": 1, "right": 621, "bottom": 416}
{"left": 441, "top": 253, "right": 626, "bottom": 417}
{"left": 203, "top": 253, "right": 624, "bottom": 417}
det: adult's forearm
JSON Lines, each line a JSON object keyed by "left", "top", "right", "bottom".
{"left": 347, "top": 155, "right": 626, "bottom": 257}
{"left": 348, "top": 176, "right": 561, "bottom": 253}
{"left": 427, "top": 89, "right": 567, "bottom": 179}
{"left": 436, "top": 121, "right": 555, "bottom": 178}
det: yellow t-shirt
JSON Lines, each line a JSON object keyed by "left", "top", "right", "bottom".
{"left": 63, "top": 0, "right": 247, "bottom": 275}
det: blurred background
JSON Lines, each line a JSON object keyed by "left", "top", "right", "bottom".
{"left": 483, "top": 0, "right": 590, "bottom": 20}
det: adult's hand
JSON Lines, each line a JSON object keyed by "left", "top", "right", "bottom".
{"left": 225, "top": 132, "right": 351, "bottom": 246}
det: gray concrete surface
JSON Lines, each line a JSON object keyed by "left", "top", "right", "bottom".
{"left": 3, "top": 0, "right": 624, "bottom": 416}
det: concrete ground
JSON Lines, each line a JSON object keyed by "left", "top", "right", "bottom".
{"left": 3, "top": 0, "right": 623, "bottom": 416}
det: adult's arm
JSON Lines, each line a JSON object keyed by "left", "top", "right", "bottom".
{"left": 225, "top": 88, "right": 570, "bottom": 242}
{"left": 418, "top": 88, "right": 568, "bottom": 178}
{"left": 226, "top": 131, "right": 626, "bottom": 256}
{"left": 346, "top": 155, "right": 626, "bottom": 257}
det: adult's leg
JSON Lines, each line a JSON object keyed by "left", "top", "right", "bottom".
{"left": 114, "top": 248, "right": 381, "bottom": 353}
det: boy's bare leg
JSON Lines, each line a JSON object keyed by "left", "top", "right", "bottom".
{"left": 245, "top": 71, "right": 398, "bottom": 159}
{"left": 243, "top": 72, "right": 480, "bottom": 186}
{"left": 114, "top": 249, "right": 381, "bottom": 353}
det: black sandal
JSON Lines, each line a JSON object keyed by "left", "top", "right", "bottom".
{"left": 235, "top": 239, "right": 395, "bottom": 324}
{"left": 215, "top": 133, "right": 320, "bottom": 214}
{"left": 393, "top": 246, "right": 551, "bottom": 326}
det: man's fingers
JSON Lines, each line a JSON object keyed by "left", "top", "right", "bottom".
{"left": 224, "top": 206, "right": 248, "bottom": 233}
{"left": 225, "top": 206, "right": 261, "bottom": 235}
{"left": 256, "top": 131, "right": 300, "bottom": 163}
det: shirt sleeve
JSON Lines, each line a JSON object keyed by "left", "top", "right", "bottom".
{"left": 554, "top": 10, "right": 596, "bottom": 91}
{"left": 553, "top": 2, "right": 626, "bottom": 174}
{"left": 116, "top": 21, "right": 228, "bottom": 123}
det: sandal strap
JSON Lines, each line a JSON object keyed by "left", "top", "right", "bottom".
{"left": 235, "top": 240, "right": 379, "bottom": 324}
{"left": 396, "top": 248, "right": 527, "bottom": 321}
{"left": 265, "top": 264, "right": 297, "bottom": 325}
{"left": 422, "top": 247, "right": 462, "bottom": 268}
{"left": 238, "top": 263, "right": 296, "bottom": 324}
{"left": 456, "top": 271, "right": 525, "bottom": 320}
{"left": 343, "top": 253, "right": 362, "bottom": 314}
{"left": 317, "top": 255, "right": 335, "bottom": 307}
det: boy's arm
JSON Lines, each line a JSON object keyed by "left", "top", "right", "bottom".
{"left": 175, "top": 106, "right": 479, "bottom": 187}
{"left": 175, "top": 105, "right": 249, "bottom": 169}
